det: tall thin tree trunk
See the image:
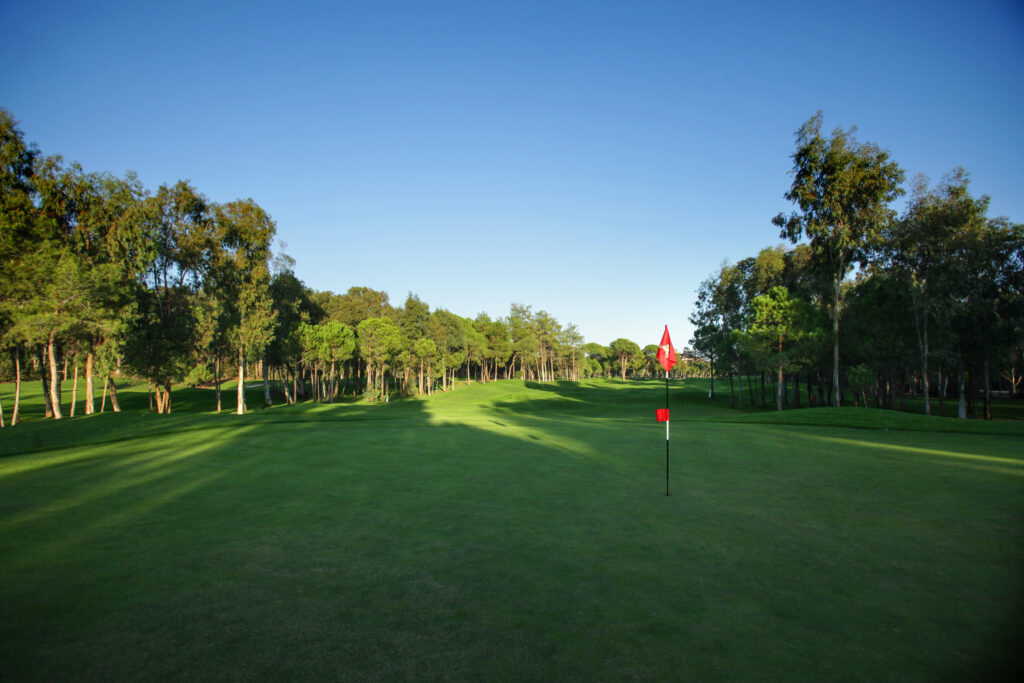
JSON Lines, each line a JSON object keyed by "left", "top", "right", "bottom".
{"left": 709, "top": 357, "right": 715, "bottom": 398}
{"left": 108, "top": 376, "right": 120, "bottom": 412}
{"left": 263, "top": 358, "right": 273, "bottom": 407}
{"left": 215, "top": 356, "right": 222, "bottom": 412}
{"left": 84, "top": 351, "right": 95, "bottom": 414}
{"left": 12, "top": 349, "right": 21, "bottom": 425}
{"left": 983, "top": 357, "right": 992, "bottom": 420}
{"left": 921, "top": 315, "right": 931, "bottom": 415}
{"left": 957, "top": 352, "right": 967, "bottom": 419}
{"left": 38, "top": 346, "right": 53, "bottom": 418}
{"left": 937, "top": 366, "right": 944, "bottom": 417}
{"left": 71, "top": 363, "right": 79, "bottom": 417}
{"left": 164, "top": 382, "right": 172, "bottom": 414}
{"left": 832, "top": 272, "right": 842, "bottom": 407}
{"left": 48, "top": 331, "right": 63, "bottom": 419}
{"left": 237, "top": 349, "right": 246, "bottom": 415}
{"left": 101, "top": 377, "right": 108, "bottom": 413}
{"left": 777, "top": 363, "right": 784, "bottom": 411}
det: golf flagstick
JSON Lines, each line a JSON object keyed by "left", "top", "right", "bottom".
{"left": 656, "top": 326, "right": 677, "bottom": 496}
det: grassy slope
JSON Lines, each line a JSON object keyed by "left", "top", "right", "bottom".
{"left": 1, "top": 379, "right": 1022, "bottom": 680}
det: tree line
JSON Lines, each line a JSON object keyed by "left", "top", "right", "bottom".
{"left": 1, "top": 108, "right": 681, "bottom": 425}
{"left": 689, "top": 112, "right": 1024, "bottom": 418}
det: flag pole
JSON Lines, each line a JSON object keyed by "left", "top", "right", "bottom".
{"left": 665, "top": 369, "right": 670, "bottom": 496}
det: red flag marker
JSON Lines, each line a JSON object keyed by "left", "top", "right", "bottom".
{"left": 657, "top": 325, "right": 675, "bottom": 496}
{"left": 657, "top": 326, "right": 677, "bottom": 373}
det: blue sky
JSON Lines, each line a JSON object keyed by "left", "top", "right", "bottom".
{"left": 2, "top": 0, "right": 1022, "bottom": 349}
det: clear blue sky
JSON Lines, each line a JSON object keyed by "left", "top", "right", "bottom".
{"left": 3, "top": 0, "right": 1022, "bottom": 349}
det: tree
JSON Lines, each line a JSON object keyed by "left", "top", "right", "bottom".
{"left": 411, "top": 337, "right": 438, "bottom": 396}
{"left": 609, "top": 338, "right": 641, "bottom": 380}
{"left": 357, "top": 317, "right": 405, "bottom": 400}
{"left": 774, "top": 112, "right": 904, "bottom": 407}
{"left": 745, "top": 286, "right": 810, "bottom": 411}
{"left": 214, "top": 199, "right": 278, "bottom": 414}
{"left": 884, "top": 169, "right": 990, "bottom": 415}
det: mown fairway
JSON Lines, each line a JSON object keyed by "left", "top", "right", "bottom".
{"left": 1, "top": 380, "right": 1022, "bottom": 680}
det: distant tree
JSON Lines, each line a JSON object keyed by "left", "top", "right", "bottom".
{"left": 883, "top": 169, "right": 989, "bottom": 415}
{"left": 411, "top": 337, "right": 438, "bottom": 396}
{"left": 745, "top": 286, "right": 811, "bottom": 411}
{"left": 774, "top": 112, "right": 904, "bottom": 407}
{"left": 215, "top": 199, "right": 277, "bottom": 414}
{"left": 357, "top": 316, "right": 405, "bottom": 400}
{"left": 609, "top": 338, "right": 641, "bottom": 380}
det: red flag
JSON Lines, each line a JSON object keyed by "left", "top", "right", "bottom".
{"left": 655, "top": 408, "right": 670, "bottom": 422}
{"left": 656, "top": 325, "right": 677, "bottom": 373}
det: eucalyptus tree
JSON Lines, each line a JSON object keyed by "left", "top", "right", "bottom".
{"left": 744, "top": 286, "right": 812, "bottom": 411}
{"left": 268, "top": 270, "right": 319, "bottom": 403}
{"left": 883, "top": 169, "right": 990, "bottom": 414}
{"left": 214, "top": 199, "right": 277, "bottom": 414}
{"left": 773, "top": 112, "right": 904, "bottom": 406}
{"left": 123, "top": 181, "right": 214, "bottom": 413}
{"left": 0, "top": 108, "right": 42, "bottom": 424}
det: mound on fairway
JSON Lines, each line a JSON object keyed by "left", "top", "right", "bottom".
{"left": 1, "top": 379, "right": 1022, "bottom": 680}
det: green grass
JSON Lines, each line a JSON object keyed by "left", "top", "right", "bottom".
{"left": 1, "top": 379, "right": 1022, "bottom": 680}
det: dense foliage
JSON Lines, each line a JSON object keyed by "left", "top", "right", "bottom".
{"left": 2, "top": 108, "right": 686, "bottom": 424}
{"left": 691, "top": 114, "right": 1024, "bottom": 418}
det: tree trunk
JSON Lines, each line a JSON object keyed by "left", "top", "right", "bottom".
{"left": 957, "top": 353, "right": 967, "bottom": 419}
{"left": 263, "top": 358, "right": 273, "bottom": 407}
{"left": 101, "top": 376, "right": 108, "bottom": 413}
{"left": 237, "top": 349, "right": 246, "bottom": 415}
{"left": 921, "top": 315, "right": 931, "bottom": 415}
{"left": 216, "top": 356, "right": 222, "bottom": 412}
{"left": 777, "top": 363, "right": 783, "bottom": 411}
{"left": 937, "top": 366, "right": 944, "bottom": 417}
{"left": 71, "top": 363, "right": 79, "bottom": 417}
{"left": 107, "top": 377, "right": 120, "bottom": 412}
{"left": 11, "top": 349, "right": 21, "bottom": 425}
{"left": 983, "top": 357, "right": 992, "bottom": 420}
{"left": 38, "top": 346, "right": 53, "bottom": 418}
{"left": 418, "top": 359, "right": 424, "bottom": 396}
{"left": 163, "top": 382, "right": 172, "bottom": 414}
{"left": 85, "top": 351, "right": 95, "bottom": 414}
{"left": 832, "top": 272, "right": 842, "bottom": 408}
{"left": 48, "top": 331, "right": 63, "bottom": 419}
